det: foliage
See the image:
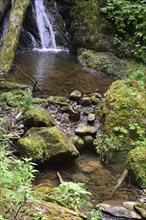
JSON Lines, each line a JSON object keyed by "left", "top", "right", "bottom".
{"left": 126, "top": 146, "right": 146, "bottom": 188}
{"left": 101, "top": 0, "right": 146, "bottom": 62}
{"left": 0, "top": 88, "right": 33, "bottom": 111}
{"left": 47, "top": 181, "right": 102, "bottom": 219}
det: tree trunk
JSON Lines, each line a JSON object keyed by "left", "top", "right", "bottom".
{"left": 0, "top": 0, "right": 30, "bottom": 73}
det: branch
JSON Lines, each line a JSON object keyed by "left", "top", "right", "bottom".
{"left": 13, "top": 64, "right": 43, "bottom": 92}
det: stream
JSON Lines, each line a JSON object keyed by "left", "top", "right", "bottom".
{"left": 7, "top": 50, "right": 114, "bottom": 96}
{"left": 6, "top": 50, "right": 140, "bottom": 219}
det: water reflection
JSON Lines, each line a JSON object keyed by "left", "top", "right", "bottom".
{"left": 7, "top": 50, "right": 114, "bottom": 96}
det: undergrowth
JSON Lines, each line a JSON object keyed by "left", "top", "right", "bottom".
{"left": 101, "top": 0, "right": 146, "bottom": 63}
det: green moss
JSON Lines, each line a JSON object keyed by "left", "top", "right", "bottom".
{"left": 70, "top": 0, "right": 104, "bottom": 51}
{"left": 18, "top": 127, "right": 79, "bottom": 162}
{"left": 0, "top": 0, "right": 30, "bottom": 73}
{"left": 24, "top": 109, "right": 56, "bottom": 127}
{"left": 77, "top": 48, "right": 146, "bottom": 80}
{"left": 134, "top": 203, "right": 146, "bottom": 218}
{"left": 0, "top": 80, "right": 22, "bottom": 91}
{"left": 126, "top": 146, "right": 146, "bottom": 188}
{"left": 95, "top": 80, "right": 146, "bottom": 164}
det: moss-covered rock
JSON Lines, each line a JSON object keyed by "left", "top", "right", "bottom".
{"left": 0, "top": 0, "right": 30, "bottom": 73}
{"left": 0, "top": 80, "right": 28, "bottom": 91}
{"left": 126, "top": 146, "right": 146, "bottom": 189}
{"left": 95, "top": 80, "right": 146, "bottom": 164}
{"left": 134, "top": 203, "right": 146, "bottom": 218}
{"left": 18, "top": 126, "right": 79, "bottom": 163}
{"left": 77, "top": 48, "right": 146, "bottom": 79}
{"left": 69, "top": 0, "right": 114, "bottom": 52}
{"left": 24, "top": 109, "right": 56, "bottom": 127}
{"left": 70, "top": 135, "right": 84, "bottom": 151}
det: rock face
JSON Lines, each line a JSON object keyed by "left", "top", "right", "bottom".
{"left": 0, "top": 0, "right": 11, "bottom": 23}
{"left": 126, "top": 146, "right": 146, "bottom": 188}
{"left": 95, "top": 80, "right": 145, "bottom": 164}
{"left": 68, "top": 0, "right": 114, "bottom": 53}
{"left": 24, "top": 109, "right": 56, "bottom": 127}
{"left": 18, "top": 126, "right": 79, "bottom": 163}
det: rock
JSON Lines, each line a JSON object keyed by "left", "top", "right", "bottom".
{"left": 0, "top": 80, "right": 29, "bottom": 91}
{"left": 122, "top": 201, "right": 140, "bottom": 211}
{"left": 95, "top": 80, "right": 145, "bottom": 164}
{"left": 82, "top": 97, "right": 91, "bottom": 106}
{"left": 75, "top": 124, "right": 97, "bottom": 136}
{"left": 69, "top": 0, "right": 114, "bottom": 52}
{"left": 87, "top": 113, "right": 96, "bottom": 124}
{"left": 79, "top": 160, "right": 101, "bottom": 173}
{"left": 83, "top": 135, "right": 94, "bottom": 147}
{"left": 77, "top": 49, "right": 146, "bottom": 78}
{"left": 68, "top": 105, "right": 80, "bottom": 121}
{"left": 126, "top": 146, "right": 146, "bottom": 188}
{"left": 96, "top": 203, "right": 142, "bottom": 219}
{"left": 70, "top": 135, "right": 84, "bottom": 151}
{"left": 90, "top": 95, "right": 99, "bottom": 104}
{"left": 134, "top": 203, "right": 146, "bottom": 219}
{"left": 24, "top": 109, "right": 56, "bottom": 127}
{"left": 69, "top": 90, "right": 82, "bottom": 101}
{"left": 17, "top": 126, "right": 79, "bottom": 163}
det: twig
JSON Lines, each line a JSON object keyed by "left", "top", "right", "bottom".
{"left": 13, "top": 196, "right": 27, "bottom": 220}
{"left": 109, "top": 169, "right": 128, "bottom": 198}
{"left": 13, "top": 64, "right": 43, "bottom": 92}
{"left": 57, "top": 172, "right": 63, "bottom": 183}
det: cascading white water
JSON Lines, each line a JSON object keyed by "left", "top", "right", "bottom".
{"left": 34, "top": 0, "right": 57, "bottom": 49}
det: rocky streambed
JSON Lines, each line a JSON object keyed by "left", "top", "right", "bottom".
{"left": 0, "top": 80, "right": 145, "bottom": 219}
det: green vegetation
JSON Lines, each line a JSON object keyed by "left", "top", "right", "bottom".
{"left": 40, "top": 181, "right": 102, "bottom": 220}
{"left": 0, "top": 88, "right": 33, "bottom": 111}
{"left": 95, "top": 80, "right": 146, "bottom": 164}
{"left": 101, "top": 0, "right": 146, "bottom": 62}
{"left": 126, "top": 146, "right": 146, "bottom": 188}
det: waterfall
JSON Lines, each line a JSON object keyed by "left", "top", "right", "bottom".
{"left": 34, "top": 0, "right": 57, "bottom": 49}
{"left": 1, "top": 11, "right": 10, "bottom": 42}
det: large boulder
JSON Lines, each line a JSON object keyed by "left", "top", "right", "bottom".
{"left": 17, "top": 126, "right": 79, "bottom": 163}
{"left": 95, "top": 80, "right": 145, "bottom": 164}
{"left": 126, "top": 146, "right": 146, "bottom": 189}
{"left": 24, "top": 109, "right": 56, "bottom": 127}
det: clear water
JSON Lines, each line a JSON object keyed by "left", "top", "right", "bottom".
{"left": 7, "top": 50, "right": 114, "bottom": 97}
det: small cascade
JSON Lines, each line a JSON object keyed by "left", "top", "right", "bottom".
{"left": 0, "top": 11, "right": 10, "bottom": 42}
{"left": 34, "top": 0, "right": 57, "bottom": 50}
